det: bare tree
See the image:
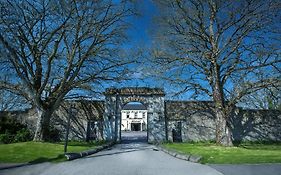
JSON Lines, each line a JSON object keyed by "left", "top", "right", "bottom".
{"left": 151, "top": 0, "right": 281, "bottom": 146}
{"left": 0, "top": 0, "right": 136, "bottom": 141}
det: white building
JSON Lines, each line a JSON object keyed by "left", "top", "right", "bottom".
{"left": 121, "top": 104, "right": 147, "bottom": 131}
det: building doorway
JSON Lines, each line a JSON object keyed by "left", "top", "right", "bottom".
{"left": 121, "top": 101, "right": 147, "bottom": 143}
{"left": 131, "top": 123, "right": 141, "bottom": 131}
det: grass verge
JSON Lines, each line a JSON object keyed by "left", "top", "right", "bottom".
{"left": 0, "top": 141, "right": 106, "bottom": 163}
{"left": 163, "top": 142, "right": 281, "bottom": 164}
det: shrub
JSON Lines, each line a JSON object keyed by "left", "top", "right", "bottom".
{"left": 14, "top": 128, "right": 32, "bottom": 142}
{"left": 0, "top": 116, "right": 27, "bottom": 135}
{"left": 0, "top": 116, "right": 32, "bottom": 144}
{"left": 45, "top": 126, "right": 61, "bottom": 142}
{"left": 0, "top": 131, "right": 14, "bottom": 144}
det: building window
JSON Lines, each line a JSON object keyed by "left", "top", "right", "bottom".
{"left": 142, "top": 112, "right": 145, "bottom": 118}
{"left": 134, "top": 112, "right": 138, "bottom": 118}
{"left": 126, "top": 112, "right": 130, "bottom": 119}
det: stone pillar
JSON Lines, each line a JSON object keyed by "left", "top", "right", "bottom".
{"left": 147, "top": 96, "right": 166, "bottom": 143}
{"left": 103, "top": 95, "right": 115, "bottom": 141}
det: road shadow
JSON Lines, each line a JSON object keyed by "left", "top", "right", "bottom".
{"left": 121, "top": 131, "right": 147, "bottom": 144}
{"left": 86, "top": 146, "right": 154, "bottom": 159}
{"left": 84, "top": 131, "right": 153, "bottom": 159}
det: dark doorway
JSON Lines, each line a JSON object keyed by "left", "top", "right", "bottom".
{"left": 131, "top": 123, "right": 141, "bottom": 131}
{"left": 172, "top": 121, "right": 182, "bottom": 142}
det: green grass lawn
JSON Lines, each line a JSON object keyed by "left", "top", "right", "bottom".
{"left": 163, "top": 142, "right": 281, "bottom": 164}
{"left": 0, "top": 141, "right": 105, "bottom": 163}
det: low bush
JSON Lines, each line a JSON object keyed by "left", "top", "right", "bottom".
{"left": 0, "top": 132, "right": 14, "bottom": 144}
{"left": 14, "top": 128, "right": 32, "bottom": 142}
{"left": 44, "top": 126, "right": 61, "bottom": 142}
{"left": 0, "top": 116, "right": 32, "bottom": 144}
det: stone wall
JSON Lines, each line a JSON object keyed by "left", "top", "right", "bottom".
{"left": 166, "top": 101, "right": 281, "bottom": 142}
{"left": 53, "top": 100, "right": 104, "bottom": 141}
{"left": 165, "top": 101, "right": 216, "bottom": 142}
{"left": 231, "top": 109, "right": 281, "bottom": 142}
{"left": 0, "top": 100, "right": 104, "bottom": 141}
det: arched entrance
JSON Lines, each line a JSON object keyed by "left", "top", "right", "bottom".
{"left": 103, "top": 87, "right": 167, "bottom": 143}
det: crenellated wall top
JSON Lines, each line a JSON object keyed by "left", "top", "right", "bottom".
{"left": 104, "top": 87, "right": 165, "bottom": 96}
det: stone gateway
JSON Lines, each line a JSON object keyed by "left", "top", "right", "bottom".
{"left": 103, "top": 87, "right": 166, "bottom": 143}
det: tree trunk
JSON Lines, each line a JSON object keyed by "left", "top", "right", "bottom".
{"left": 33, "top": 107, "right": 52, "bottom": 141}
{"left": 212, "top": 63, "right": 233, "bottom": 146}
{"left": 215, "top": 108, "right": 233, "bottom": 146}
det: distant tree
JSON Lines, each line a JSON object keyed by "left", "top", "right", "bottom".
{"left": 0, "top": 0, "right": 136, "bottom": 141}
{"left": 240, "top": 87, "right": 281, "bottom": 110}
{"left": 0, "top": 73, "right": 30, "bottom": 111}
{"left": 151, "top": 0, "right": 281, "bottom": 146}
{"left": 0, "top": 89, "right": 29, "bottom": 111}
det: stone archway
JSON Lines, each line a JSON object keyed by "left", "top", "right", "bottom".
{"left": 103, "top": 87, "right": 167, "bottom": 143}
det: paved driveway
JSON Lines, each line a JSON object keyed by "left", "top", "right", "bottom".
{"left": 0, "top": 133, "right": 223, "bottom": 175}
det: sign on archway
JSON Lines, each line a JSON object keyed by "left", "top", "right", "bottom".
{"left": 103, "top": 87, "right": 167, "bottom": 143}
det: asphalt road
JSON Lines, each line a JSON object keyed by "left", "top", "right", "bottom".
{"left": 210, "top": 164, "right": 281, "bottom": 175}
{"left": 0, "top": 132, "right": 223, "bottom": 175}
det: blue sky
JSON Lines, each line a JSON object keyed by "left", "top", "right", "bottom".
{"left": 126, "top": 1, "right": 156, "bottom": 47}
{"left": 108, "top": 2, "right": 164, "bottom": 90}
{"left": 106, "top": 1, "right": 197, "bottom": 100}
{"left": 115, "top": 1, "right": 198, "bottom": 100}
